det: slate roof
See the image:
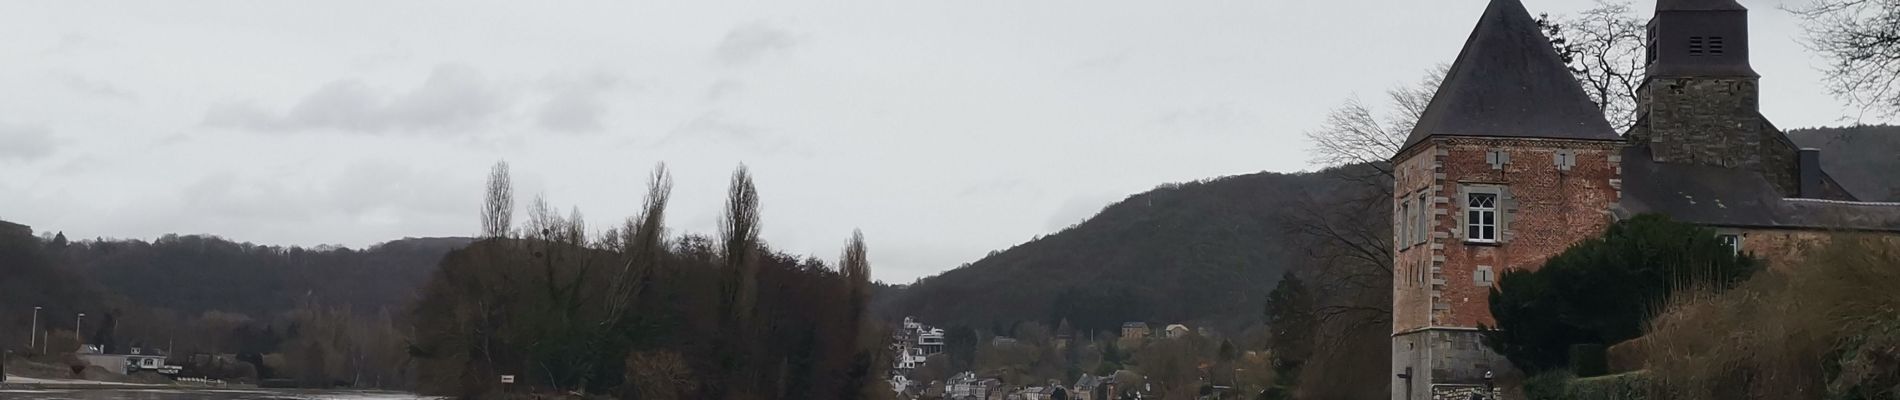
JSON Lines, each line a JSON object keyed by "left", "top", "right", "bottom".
{"left": 0, "top": 219, "right": 28, "bottom": 235}
{"left": 1618, "top": 146, "right": 1900, "bottom": 232}
{"left": 1657, "top": 0, "right": 1747, "bottom": 11}
{"left": 1399, "top": 0, "right": 1620, "bottom": 156}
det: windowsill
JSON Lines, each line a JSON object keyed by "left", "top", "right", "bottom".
{"left": 1464, "top": 240, "right": 1500, "bottom": 247}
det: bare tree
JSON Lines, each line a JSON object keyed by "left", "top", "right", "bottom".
{"left": 604, "top": 164, "right": 672, "bottom": 321}
{"left": 1542, "top": 1, "right": 1646, "bottom": 131}
{"left": 1793, "top": 0, "right": 1900, "bottom": 118}
{"left": 482, "top": 161, "right": 515, "bottom": 238}
{"left": 1304, "top": 66, "right": 1445, "bottom": 173}
{"left": 1287, "top": 65, "right": 1445, "bottom": 399}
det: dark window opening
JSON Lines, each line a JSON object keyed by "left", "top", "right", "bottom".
{"left": 1708, "top": 37, "right": 1725, "bottom": 55}
{"left": 1689, "top": 37, "right": 1705, "bottom": 55}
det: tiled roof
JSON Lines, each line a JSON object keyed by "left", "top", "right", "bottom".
{"left": 1657, "top": 0, "right": 1747, "bottom": 11}
{"left": 1618, "top": 146, "right": 1900, "bottom": 232}
{"left": 1399, "top": 0, "right": 1620, "bottom": 156}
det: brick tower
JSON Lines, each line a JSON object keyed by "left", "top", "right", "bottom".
{"left": 1387, "top": 1, "right": 1624, "bottom": 399}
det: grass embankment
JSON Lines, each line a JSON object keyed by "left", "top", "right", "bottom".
{"left": 1640, "top": 235, "right": 1900, "bottom": 399}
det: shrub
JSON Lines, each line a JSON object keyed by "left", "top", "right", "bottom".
{"left": 1569, "top": 343, "right": 1608, "bottom": 377}
{"left": 1570, "top": 372, "right": 1647, "bottom": 400}
{"left": 1523, "top": 371, "right": 1575, "bottom": 400}
{"left": 1484, "top": 214, "right": 1757, "bottom": 372}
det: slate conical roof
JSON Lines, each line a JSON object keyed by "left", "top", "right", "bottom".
{"left": 1657, "top": 0, "right": 1747, "bottom": 11}
{"left": 1398, "top": 0, "right": 1619, "bottom": 155}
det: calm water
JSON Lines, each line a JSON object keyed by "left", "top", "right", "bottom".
{"left": 0, "top": 388, "right": 435, "bottom": 400}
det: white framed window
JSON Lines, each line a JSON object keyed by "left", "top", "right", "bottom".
{"left": 1417, "top": 194, "right": 1431, "bottom": 244}
{"left": 1717, "top": 234, "right": 1742, "bottom": 256}
{"left": 1467, "top": 192, "right": 1499, "bottom": 243}
{"left": 1401, "top": 201, "right": 1414, "bottom": 249}
{"left": 1475, "top": 265, "right": 1494, "bottom": 286}
{"left": 1554, "top": 150, "right": 1577, "bottom": 171}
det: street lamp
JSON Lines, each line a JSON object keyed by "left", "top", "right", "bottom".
{"left": 29, "top": 306, "right": 41, "bottom": 351}
{"left": 76, "top": 313, "right": 85, "bottom": 347}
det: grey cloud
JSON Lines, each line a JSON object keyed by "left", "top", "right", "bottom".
{"left": 0, "top": 123, "right": 59, "bottom": 163}
{"left": 704, "top": 79, "right": 744, "bottom": 102}
{"left": 1152, "top": 102, "right": 1259, "bottom": 134}
{"left": 713, "top": 22, "right": 799, "bottom": 66}
{"left": 42, "top": 33, "right": 110, "bottom": 55}
{"left": 537, "top": 72, "right": 627, "bottom": 133}
{"left": 1066, "top": 53, "right": 1129, "bottom": 73}
{"left": 54, "top": 73, "right": 137, "bottom": 101}
{"left": 662, "top": 111, "right": 812, "bottom": 156}
{"left": 671, "top": 111, "right": 763, "bottom": 141}
{"left": 204, "top": 64, "right": 506, "bottom": 134}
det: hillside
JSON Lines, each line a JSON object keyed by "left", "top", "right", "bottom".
{"left": 1788, "top": 125, "right": 1900, "bottom": 201}
{"left": 61, "top": 234, "right": 476, "bottom": 316}
{"left": 874, "top": 167, "right": 1373, "bottom": 334}
{"left": 0, "top": 223, "right": 116, "bottom": 349}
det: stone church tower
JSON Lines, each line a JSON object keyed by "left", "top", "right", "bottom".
{"left": 1387, "top": 0, "right": 1623, "bottom": 398}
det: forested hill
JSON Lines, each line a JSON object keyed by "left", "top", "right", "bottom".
{"left": 1788, "top": 125, "right": 1900, "bottom": 201}
{"left": 58, "top": 234, "right": 475, "bottom": 316}
{"left": 874, "top": 167, "right": 1369, "bottom": 334}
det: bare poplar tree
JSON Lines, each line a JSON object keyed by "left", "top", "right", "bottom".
{"left": 604, "top": 163, "right": 672, "bottom": 320}
{"left": 1793, "top": 0, "right": 1900, "bottom": 117}
{"left": 840, "top": 229, "right": 871, "bottom": 324}
{"left": 482, "top": 161, "right": 515, "bottom": 238}
{"left": 715, "top": 164, "right": 763, "bottom": 398}
{"left": 720, "top": 165, "right": 762, "bottom": 320}
{"left": 1542, "top": 1, "right": 1646, "bottom": 131}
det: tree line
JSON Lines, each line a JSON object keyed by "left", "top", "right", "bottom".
{"left": 407, "top": 162, "right": 888, "bottom": 399}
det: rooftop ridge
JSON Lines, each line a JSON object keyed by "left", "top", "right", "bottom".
{"left": 1782, "top": 198, "right": 1900, "bottom": 207}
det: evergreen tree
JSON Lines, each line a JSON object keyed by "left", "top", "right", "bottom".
{"left": 1483, "top": 214, "right": 1758, "bottom": 372}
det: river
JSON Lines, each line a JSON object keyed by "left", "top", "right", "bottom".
{"left": 0, "top": 388, "right": 436, "bottom": 400}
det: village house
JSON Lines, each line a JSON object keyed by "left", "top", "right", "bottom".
{"left": 1072, "top": 374, "right": 1108, "bottom": 400}
{"left": 1162, "top": 324, "right": 1190, "bottom": 339}
{"left": 1119, "top": 322, "right": 1150, "bottom": 340}
{"left": 1389, "top": 0, "right": 1900, "bottom": 399}
{"left": 891, "top": 316, "right": 946, "bottom": 372}
{"left": 76, "top": 345, "right": 173, "bottom": 376}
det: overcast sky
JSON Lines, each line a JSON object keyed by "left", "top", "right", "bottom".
{"left": 0, "top": 0, "right": 1870, "bottom": 282}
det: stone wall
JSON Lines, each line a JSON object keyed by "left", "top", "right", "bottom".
{"left": 1431, "top": 385, "right": 1500, "bottom": 400}
{"left": 1639, "top": 77, "right": 1763, "bottom": 169}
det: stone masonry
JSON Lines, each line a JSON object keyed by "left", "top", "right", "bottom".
{"left": 1391, "top": 137, "right": 1622, "bottom": 398}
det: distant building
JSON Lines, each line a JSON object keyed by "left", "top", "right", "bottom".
{"left": 1119, "top": 322, "right": 1150, "bottom": 340}
{"left": 1072, "top": 374, "right": 1106, "bottom": 400}
{"left": 77, "top": 345, "right": 170, "bottom": 375}
{"left": 946, "top": 372, "right": 1003, "bottom": 400}
{"left": 892, "top": 317, "right": 946, "bottom": 372}
{"left": 1163, "top": 324, "right": 1190, "bottom": 339}
{"left": 0, "top": 219, "right": 29, "bottom": 237}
